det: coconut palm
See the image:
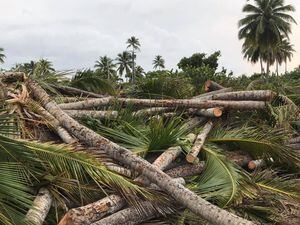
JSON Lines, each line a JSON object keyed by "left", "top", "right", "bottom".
{"left": 116, "top": 51, "right": 132, "bottom": 80}
{"left": 0, "top": 47, "right": 5, "bottom": 64}
{"left": 238, "top": 0, "right": 296, "bottom": 74}
{"left": 126, "top": 36, "right": 141, "bottom": 82}
{"left": 153, "top": 55, "right": 165, "bottom": 70}
{"left": 135, "top": 65, "right": 145, "bottom": 78}
{"left": 94, "top": 56, "right": 116, "bottom": 80}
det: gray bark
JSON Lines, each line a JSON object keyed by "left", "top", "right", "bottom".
{"left": 26, "top": 79, "right": 255, "bottom": 225}
{"left": 64, "top": 110, "right": 118, "bottom": 119}
{"left": 287, "top": 136, "right": 300, "bottom": 144}
{"left": 133, "top": 107, "right": 174, "bottom": 117}
{"left": 192, "top": 88, "right": 232, "bottom": 100}
{"left": 59, "top": 97, "right": 267, "bottom": 110}
{"left": 165, "top": 162, "right": 204, "bottom": 178}
{"left": 186, "top": 121, "right": 214, "bottom": 163}
{"left": 211, "top": 90, "right": 276, "bottom": 101}
{"left": 25, "top": 188, "right": 53, "bottom": 225}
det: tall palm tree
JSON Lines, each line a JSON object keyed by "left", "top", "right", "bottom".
{"left": 152, "top": 55, "right": 165, "bottom": 70}
{"left": 116, "top": 51, "right": 131, "bottom": 80}
{"left": 0, "top": 47, "right": 5, "bottom": 64}
{"left": 126, "top": 36, "right": 141, "bottom": 82}
{"left": 94, "top": 56, "right": 116, "bottom": 80}
{"left": 135, "top": 65, "right": 145, "bottom": 78}
{"left": 238, "top": 0, "right": 296, "bottom": 74}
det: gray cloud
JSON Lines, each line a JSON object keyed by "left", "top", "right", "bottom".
{"left": 0, "top": 0, "right": 299, "bottom": 75}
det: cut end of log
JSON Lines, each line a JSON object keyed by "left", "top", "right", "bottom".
{"left": 58, "top": 213, "right": 74, "bottom": 225}
{"left": 213, "top": 107, "right": 223, "bottom": 117}
{"left": 186, "top": 154, "right": 199, "bottom": 164}
{"left": 247, "top": 161, "right": 256, "bottom": 170}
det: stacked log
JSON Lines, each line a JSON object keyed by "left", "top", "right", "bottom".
{"left": 1, "top": 72, "right": 282, "bottom": 225}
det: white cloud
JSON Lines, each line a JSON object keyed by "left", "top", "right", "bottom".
{"left": 0, "top": 0, "right": 299, "bottom": 75}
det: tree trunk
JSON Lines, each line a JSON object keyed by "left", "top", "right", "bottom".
{"left": 50, "top": 84, "right": 107, "bottom": 98}
{"left": 266, "top": 61, "right": 270, "bottom": 76}
{"left": 189, "top": 107, "right": 223, "bottom": 118}
{"left": 59, "top": 97, "right": 112, "bottom": 110}
{"left": 287, "top": 136, "right": 300, "bottom": 144}
{"left": 287, "top": 143, "right": 300, "bottom": 150}
{"left": 165, "top": 162, "right": 204, "bottom": 178}
{"left": 64, "top": 110, "right": 118, "bottom": 119}
{"left": 25, "top": 188, "right": 53, "bottom": 225}
{"left": 276, "top": 60, "right": 279, "bottom": 76}
{"left": 0, "top": 72, "right": 25, "bottom": 83}
{"left": 59, "top": 98, "right": 267, "bottom": 110}
{"left": 285, "top": 60, "right": 287, "bottom": 73}
{"left": 26, "top": 79, "right": 255, "bottom": 225}
{"left": 212, "top": 90, "right": 276, "bottom": 101}
{"left": 186, "top": 121, "right": 214, "bottom": 164}
{"left": 260, "top": 57, "right": 264, "bottom": 74}
{"left": 248, "top": 159, "right": 269, "bottom": 170}
{"left": 58, "top": 194, "right": 126, "bottom": 225}
{"left": 204, "top": 80, "right": 225, "bottom": 92}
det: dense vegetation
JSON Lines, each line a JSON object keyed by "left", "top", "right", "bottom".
{"left": 0, "top": 0, "right": 299, "bottom": 224}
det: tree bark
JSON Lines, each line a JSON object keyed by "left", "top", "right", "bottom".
{"left": 211, "top": 90, "right": 276, "bottom": 101}
{"left": 165, "top": 163, "right": 204, "bottom": 178}
{"left": 25, "top": 188, "right": 53, "bottom": 225}
{"left": 287, "top": 143, "right": 300, "bottom": 150}
{"left": 132, "top": 107, "right": 174, "bottom": 117}
{"left": 26, "top": 79, "right": 255, "bottom": 225}
{"left": 248, "top": 159, "right": 267, "bottom": 170}
{"left": 49, "top": 84, "right": 107, "bottom": 98}
{"left": 64, "top": 110, "right": 118, "bottom": 119}
{"left": 186, "top": 121, "right": 214, "bottom": 164}
{"left": 204, "top": 80, "right": 225, "bottom": 92}
{"left": 59, "top": 97, "right": 267, "bottom": 110}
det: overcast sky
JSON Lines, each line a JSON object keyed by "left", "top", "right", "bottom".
{"left": 0, "top": 0, "right": 299, "bottom": 75}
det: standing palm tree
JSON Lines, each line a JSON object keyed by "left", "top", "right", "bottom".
{"left": 116, "top": 51, "right": 131, "bottom": 80}
{"left": 238, "top": 0, "right": 296, "bottom": 74}
{"left": 0, "top": 47, "right": 5, "bottom": 64}
{"left": 94, "top": 56, "right": 116, "bottom": 80}
{"left": 135, "top": 65, "right": 145, "bottom": 78}
{"left": 276, "top": 38, "right": 295, "bottom": 73}
{"left": 152, "top": 55, "right": 165, "bottom": 70}
{"left": 126, "top": 36, "right": 141, "bottom": 82}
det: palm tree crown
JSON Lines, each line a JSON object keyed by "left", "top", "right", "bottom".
{"left": 238, "top": 0, "right": 296, "bottom": 74}
{"left": 116, "top": 51, "right": 131, "bottom": 78}
{"left": 0, "top": 47, "right": 6, "bottom": 64}
{"left": 126, "top": 36, "right": 141, "bottom": 82}
{"left": 153, "top": 55, "right": 165, "bottom": 70}
{"left": 94, "top": 56, "right": 116, "bottom": 80}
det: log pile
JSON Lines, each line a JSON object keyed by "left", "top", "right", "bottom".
{"left": 1, "top": 73, "right": 299, "bottom": 225}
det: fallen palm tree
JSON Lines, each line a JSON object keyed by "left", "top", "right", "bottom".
{"left": 1, "top": 72, "right": 299, "bottom": 225}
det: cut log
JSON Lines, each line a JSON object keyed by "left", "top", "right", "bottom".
{"left": 59, "top": 97, "right": 112, "bottom": 110}
{"left": 247, "top": 159, "right": 274, "bottom": 170}
{"left": 0, "top": 72, "right": 25, "bottom": 83}
{"left": 165, "top": 163, "right": 204, "bottom": 178}
{"left": 59, "top": 97, "right": 266, "bottom": 110}
{"left": 64, "top": 110, "right": 118, "bottom": 119}
{"left": 49, "top": 84, "right": 107, "bottom": 98}
{"left": 58, "top": 194, "right": 126, "bottom": 225}
{"left": 192, "top": 88, "right": 232, "bottom": 99}
{"left": 223, "top": 150, "right": 252, "bottom": 167}
{"left": 287, "top": 136, "right": 300, "bottom": 144}
{"left": 91, "top": 201, "right": 163, "bottom": 225}
{"left": 186, "top": 121, "right": 214, "bottom": 164}
{"left": 204, "top": 80, "right": 225, "bottom": 92}
{"left": 212, "top": 90, "right": 276, "bottom": 101}
{"left": 26, "top": 79, "right": 255, "bottom": 225}
{"left": 25, "top": 188, "right": 53, "bottom": 225}
{"left": 287, "top": 143, "right": 300, "bottom": 150}
{"left": 190, "top": 107, "right": 223, "bottom": 118}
